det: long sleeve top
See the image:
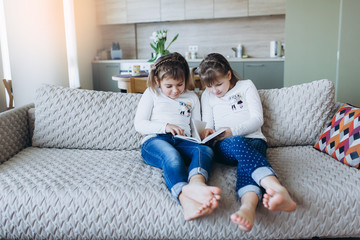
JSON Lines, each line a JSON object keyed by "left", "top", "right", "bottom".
{"left": 201, "top": 80, "right": 266, "bottom": 141}
{"left": 134, "top": 87, "right": 201, "bottom": 143}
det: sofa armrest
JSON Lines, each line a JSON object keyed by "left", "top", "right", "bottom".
{"left": 0, "top": 104, "right": 34, "bottom": 164}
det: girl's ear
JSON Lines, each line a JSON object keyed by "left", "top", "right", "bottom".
{"left": 227, "top": 70, "right": 232, "bottom": 80}
{"left": 155, "top": 76, "right": 160, "bottom": 86}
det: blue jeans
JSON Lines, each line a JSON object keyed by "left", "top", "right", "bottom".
{"left": 141, "top": 134, "right": 214, "bottom": 201}
{"left": 213, "top": 135, "right": 276, "bottom": 200}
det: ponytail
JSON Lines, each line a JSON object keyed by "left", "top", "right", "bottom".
{"left": 147, "top": 68, "right": 157, "bottom": 91}
{"left": 189, "top": 67, "right": 198, "bottom": 90}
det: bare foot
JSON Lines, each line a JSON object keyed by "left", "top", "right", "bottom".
{"left": 231, "top": 192, "right": 258, "bottom": 232}
{"left": 197, "top": 197, "right": 219, "bottom": 213}
{"left": 179, "top": 194, "right": 216, "bottom": 221}
{"left": 182, "top": 181, "right": 221, "bottom": 205}
{"left": 262, "top": 187, "right": 297, "bottom": 212}
{"left": 230, "top": 206, "right": 256, "bottom": 232}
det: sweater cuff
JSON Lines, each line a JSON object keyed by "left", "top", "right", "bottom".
{"left": 230, "top": 126, "right": 241, "bottom": 136}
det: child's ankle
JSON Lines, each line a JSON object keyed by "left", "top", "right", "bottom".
{"left": 189, "top": 174, "right": 206, "bottom": 184}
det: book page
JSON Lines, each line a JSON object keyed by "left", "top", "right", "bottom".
{"left": 174, "top": 135, "right": 201, "bottom": 143}
{"left": 201, "top": 127, "right": 226, "bottom": 143}
{"left": 175, "top": 119, "right": 225, "bottom": 144}
{"left": 191, "top": 119, "right": 206, "bottom": 141}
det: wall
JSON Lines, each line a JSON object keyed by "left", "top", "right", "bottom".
{"left": 284, "top": 0, "right": 339, "bottom": 86}
{"left": 284, "top": 0, "right": 360, "bottom": 106}
{"left": 0, "top": 45, "right": 5, "bottom": 112}
{"left": 336, "top": 0, "right": 360, "bottom": 106}
{"left": 3, "top": 0, "right": 69, "bottom": 107}
{"left": 99, "top": 15, "right": 285, "bottom": 60}
{"left": 74, "top": 0, "right": 102, "bottom": 90}
{"left": 99, "top": 24, "right": 136, "bottom": 59}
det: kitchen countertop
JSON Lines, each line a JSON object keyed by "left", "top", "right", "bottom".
{"left": 93, "top": 57, "right": 284, "bottom": 63}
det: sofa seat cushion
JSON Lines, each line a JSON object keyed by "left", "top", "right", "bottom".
{"left": 32, "top": 85, "right": 142, "bottom": 150}
{"left": 1, "top": 146, "right": 360, "bottom": 239}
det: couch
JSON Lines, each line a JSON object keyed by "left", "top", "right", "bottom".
{"left": 1, "top": 79, "right": 359, "bottom": 239}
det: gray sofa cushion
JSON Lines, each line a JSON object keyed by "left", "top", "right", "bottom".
{"left": 1, "top": 146, "right": 359, "bottom": 239}
{"left": 259, "top": 79, "right": 335, "bottom": 147}
{"left": 32, "top": 85, "right": 142, "bottom": 150}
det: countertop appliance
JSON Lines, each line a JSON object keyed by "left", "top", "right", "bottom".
{"left": 270, "top": 40, "right": 282, "bottom": 58}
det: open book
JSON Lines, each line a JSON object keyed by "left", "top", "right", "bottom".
{"left": 175, "top": 119, "right": 226, "bottom": 144}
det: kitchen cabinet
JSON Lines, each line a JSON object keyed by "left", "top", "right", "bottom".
{"left": 248, "top": 0, "right": 286, "bottom": 16}
{"left": 187, "top": 60, "right": 283, "bottom": 90}
{"left": 161, "top": 0, "right": 185, "bottom": 21}
{"left": 185, "top": 0, "right": 213, "bottom": 20}
{"left": 92, "top": 62, "right": 121, "bottom": 92}
{"left": 96, "top": 0, "right": 127, "bottom": 25}
{"left": 243, "top": 61, "right": 283, "bottom": 89}
{"left": 214, "top": 0, "right": 248, "bottom": 18}
{"left": 230, "top": 62, "right": 244, "bottom": 80}
{"left": 127, "top": 0, "right": 160, "bottom": 23}
{"left": 188, "top": 62, "right": 200, "bottom": 69}
{"left": 95, "top": 0, "right": 285, "bottom": 25}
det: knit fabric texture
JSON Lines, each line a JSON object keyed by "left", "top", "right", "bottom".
{"left": 32, "top": 85, "right": 142, "bottom": 150}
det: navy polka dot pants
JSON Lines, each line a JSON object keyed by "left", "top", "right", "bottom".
{"left": 213, "top": 135, "right": 276, "bottom": 200}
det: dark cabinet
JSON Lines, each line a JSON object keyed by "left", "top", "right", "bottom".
{"left": 188, "top": 60, "right": 283, "bottom": 89}
{"left": 92, "top": 62, "right": 121, "bottom": 92}
{"left": 243, "top": 61, "right": 283, "bottom": 89}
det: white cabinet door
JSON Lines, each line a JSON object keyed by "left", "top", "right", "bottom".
{"left": 161, "top": 0, "right": 185, "bottom": 21}
{"left": 185, "top": 0, "right": 213, "bottom": 20}
{"left": 248, "top": 0, "right": 286, "bottom": 16}
{"left": 214, "top": 0, "right": 248, "bottom": 18}
{"left": 127, "top": 0, "right": 161, "bottom": 23}
{"left": 96, "top": 0, "right": 127, "bottom": 24}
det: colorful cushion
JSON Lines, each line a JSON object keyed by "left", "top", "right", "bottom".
{"left": 314, "top": 104, "right": 360, "bottom": 168}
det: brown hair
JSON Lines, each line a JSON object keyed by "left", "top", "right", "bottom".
{"left": 147, "top": 52, "right": 193, "bottom": 92}
{"left": 195, "top": 53, "right": 240, "bottom": 87}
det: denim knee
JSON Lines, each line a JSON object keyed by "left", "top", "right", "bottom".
{"left": 187, "top": 144, "right": 214, "bottom": 182}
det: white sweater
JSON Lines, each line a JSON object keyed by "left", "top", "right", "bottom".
{"left": 201, "top": 80, "right": 266, "bottom": 141}
{"left": 134, "top": 87, "right": 201, "bottom": 141}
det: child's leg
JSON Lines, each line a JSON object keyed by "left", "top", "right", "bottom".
{"left": 179, "top": 174, "right": 220, "bottom": 221}
{"left": 245, "top": 138, "right": 296, "bottom": 212}
{"left": 213, "top": 137, "right": 262, "bottom": 231}
{"left": 176, "top": 141, "right": 221, "bottom": 220}
{"left": 177, "top": 142, "right": 221, "bottom": 203}
{"left": 237, "top": 137, "right": 296, "bottom": 212}
{"left": 232, "top": 167, "right": 262, "bottom": 232}
{"left": 141, "top": 135, "right": 188, "bottom": 200}
{"left": 231, "top": 191, "right": 258, "bottom": 232}
{"left": 214, "top": 136, "right": 296, "bottom": 213}
{"left": 260, "top": 176, "right": 296, "bottom": 212}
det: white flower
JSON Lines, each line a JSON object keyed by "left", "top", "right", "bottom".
{"left": 148, "top": 29, "right": 178, "bottom": 62}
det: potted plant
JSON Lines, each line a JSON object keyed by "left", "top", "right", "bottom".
{"left": 148, "top": 30, "right": 179, "bottom": 62}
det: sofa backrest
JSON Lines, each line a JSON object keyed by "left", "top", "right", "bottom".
{"left": 32, "top": 85, "right": 142, "bottom": 150}
{"left": 259, "top": 79, "right": 335, "bottom": 147}
{"left": 32, "top": 79, "right": 335, "bottom": 150}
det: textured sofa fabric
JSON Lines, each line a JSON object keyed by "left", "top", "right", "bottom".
{"left": 259, "top": 79, "right": 335, "bottom": 147}
{"left": 32, "top": 85, "right": 142, "bottom": 150}
{"left": 1, "top": 80, "right": 360, "bottom": 239}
